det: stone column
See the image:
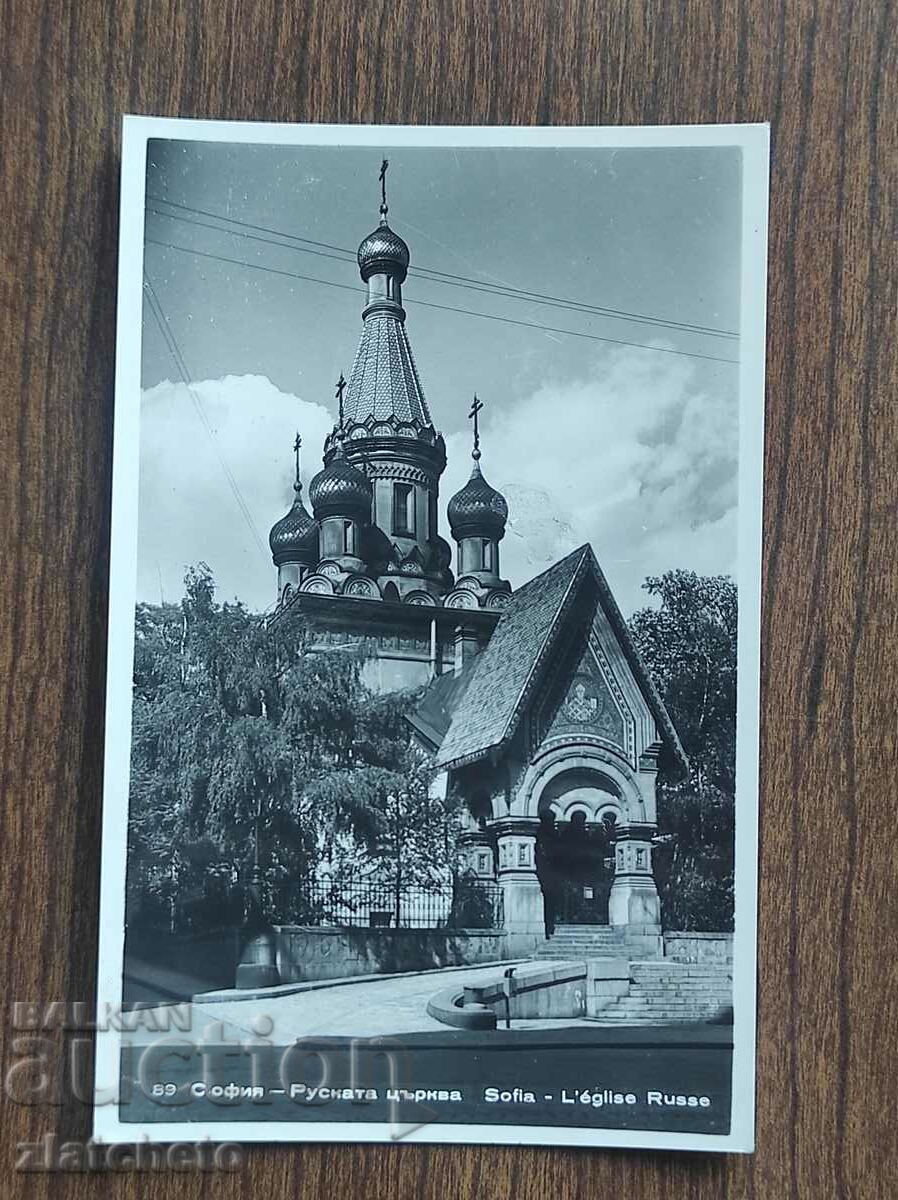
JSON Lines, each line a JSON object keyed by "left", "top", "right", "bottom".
{"left": 608, "top": 822, "right": 661, "bottom": 932}
{"left": 493, "top": 818, "right": 543, "bottom": 937}
{"left": 458, "top": 829, "right": 496, "bottom": 879}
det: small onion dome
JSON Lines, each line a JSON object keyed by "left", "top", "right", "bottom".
{"left": 268, "top": 487, "right": 318, "bottom": 566}
{"left": 308, "top": 454, "right": 372, "bottom": 521}
{"left": 447, "top": 461, "right": 509, "bottom": 541}
{"left": 357, "top": 219, "right": 410, "bottom": 283}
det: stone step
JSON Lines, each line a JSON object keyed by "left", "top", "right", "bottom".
{"left": 600, "top": 1008, "right": 718, "bottom": 1017}
{"left": 631, "top": 995, "right": 731, "bottom": 1003}
{"left": 552, "top": 929, "right": 618, "bottom": 935}
{"left": 632, "top": 985, "right": 732, "bottom": 994}
{"left": 592, "top": 1015, "right": 718, "bottom": 1025}
{"left": 601, "top": 1011, "right": 725, "bottom": 1020}
{"left": 542, "top": 936, "right": 620, "bottom": 945}
{"left": 641, "top": 982, "right": 733, "bottom": 989}
{"left": 634, "top": 972, "right": 732, "bottom": 980}
{"left": 605, "top": 999, "right": 720, "bottom": 1009}
{"left": 598, "top": 1003, "right": 712, "bottom": 1011}
{"left": 544, "top": 943, "right": 619, "bottom": 950}
{"left": 533, "top": 949, "right": 621, "bottom": 960}
{"left": 633, "top": 976, "right": 732, "bottom": 983}
{"left": 601, "top": 1002, "right": 724, "bottom": 1014}
{"left": 634, "top": 963, "right": 730, "bottom": 971}
{"left": 545, "top": 938, "right": 619, "bottom": 945}
{"left": 535, "top": 939, "right": 622, "bottom": 950}
{"left": 546, "top": 928, "right": 617, "bottom": 934}
{"left": 550, "top": 930, "right": 618, "bottom": 936}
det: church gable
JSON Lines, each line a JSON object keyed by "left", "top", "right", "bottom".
{"left": 433, "top": 543, "right": 687, "bottom": 776}
{"left": 536, "top": 627, "right": 634, "bottom": 762}
{"left": 542, "top": 643, "right": 629, "bottom": 744}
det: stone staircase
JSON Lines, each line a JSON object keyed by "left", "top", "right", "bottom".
{"left": 532, "top": 924, "right": 624, "bottom": 961}
{"left": 591, "top": 961, "right": 733, "bottom": 1025}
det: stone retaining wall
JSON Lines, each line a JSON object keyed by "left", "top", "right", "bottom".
{"left": 274, "top": 926, "right": 510, "bottom": 982}
{"left": 463, "top": 961, "right": 589, "bottom": 1020}
{"left": 663, "top": 932, "right": 734, "bottom": 963}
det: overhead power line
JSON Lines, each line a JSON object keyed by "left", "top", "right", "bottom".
{"left": 144, "top": 237, "right": 740, "bottom": 367}
{"left": 143, "top": 272, "right": 270, "bottom": 563}
{"left": 145, "top": 194, "right": 739, "bottom": 341}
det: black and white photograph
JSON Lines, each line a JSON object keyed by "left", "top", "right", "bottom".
{"left": 94, "top": 119, "right": 768, "bottom": 1153}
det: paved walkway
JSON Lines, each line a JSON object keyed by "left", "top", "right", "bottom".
{"left": 126, "top": 964, "right": 598, "bottom": 1046}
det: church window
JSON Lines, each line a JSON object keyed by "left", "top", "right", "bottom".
{"left": 392, "top": 483, "right": 415, "bottom": 536}
{"left": 480, "top": 539, "right": 493, "bottom": 571}
{"left": 342, "top": 520, "right": 356, "bottom": 555}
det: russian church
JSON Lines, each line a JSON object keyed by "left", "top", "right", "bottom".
{"left": 267, "top": 169, "right": 687, "bottom": 949}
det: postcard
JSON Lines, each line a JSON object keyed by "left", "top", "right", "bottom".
{"left": 93, "top": 117, "right": 768, "bottom": 1152}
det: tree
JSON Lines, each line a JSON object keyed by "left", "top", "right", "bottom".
{"left": 127, "top": 566, "right": 460, "bottom": 934}
{"left": 629, "top": 570, "right": 737, "bottom": 792}
{"left": 629, "top": 570, "right": 737, "bottom": 932}
{"left": 129, "top": 566, "right": 311, "bottom": 930}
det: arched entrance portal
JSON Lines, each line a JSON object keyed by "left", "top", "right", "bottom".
{"left": 536, "top": 768, "right": 623, "bottom": 927}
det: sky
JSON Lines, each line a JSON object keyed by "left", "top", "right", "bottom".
{"left": 138, "top": 139, "right": 742, "bottom": 616}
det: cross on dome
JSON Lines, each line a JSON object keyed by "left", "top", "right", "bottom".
{"left": 448, "top": 393, "right": 509, "bottom": 542}
{"left": 469, "top": 394, "right": 484, "bottom": 461}
{"left": 379, "top": 158, "right": 389, "bottom": 219}
{"left": 293, "top": 431, "right": 302, "bottom": 486}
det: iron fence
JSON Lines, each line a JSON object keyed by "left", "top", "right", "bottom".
{"left": 293, "top": 876, "right": 504, "bottom": 931}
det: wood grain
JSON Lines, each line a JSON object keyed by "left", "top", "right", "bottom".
{"left": 1, "top": 1, "right": 896, "bottom": 1196}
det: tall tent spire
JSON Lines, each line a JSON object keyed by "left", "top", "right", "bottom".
{"left": 334, "top": 161, "right": 438, "bottom": 441}
{"left": 319, "top": 165, "right": 448, "bottom": 595}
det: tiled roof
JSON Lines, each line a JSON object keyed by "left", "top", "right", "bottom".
{"left": 405, "top": 661, "right": 478, "bottom": 749}
{"left": 434, "top": 544, "right": 687, "bottom": 774}
{"left": 435, "top": 546, "right": 589, "bottom": 769}
{"left": 343, "top": 311, "right": 432, "bottom": 429}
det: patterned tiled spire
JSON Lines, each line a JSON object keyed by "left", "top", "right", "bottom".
{"left": 318, "top": 165, "right": 447, "bottom": 595}
{"left": 341, "top": 315, "right": 433, "bottom": 430}
{"left": 335, "top": 161, "right": 436, "bottom": 439}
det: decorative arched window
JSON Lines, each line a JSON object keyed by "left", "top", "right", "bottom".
{"left": 392, "top": 483, "right": 415, "bottom": 536}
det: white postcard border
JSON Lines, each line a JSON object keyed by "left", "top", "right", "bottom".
{"left": 93, "top": 117, "right": 769, "bottom": 1154}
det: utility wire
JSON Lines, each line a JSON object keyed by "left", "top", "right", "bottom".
{"left": 147, "top": 203, "right": 738, "bottom": 341}
{"left": 143, "top": 272, "right": 270, "bottom": 562}
{"left": 144, "top": 237, "right": 740, "bottom": 367}
{"left": 145, "top": 194, "right": 739, "bottom": 341}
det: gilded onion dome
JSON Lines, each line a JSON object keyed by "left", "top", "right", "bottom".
{"left": 357, "top": 218, "right": 410, "bottom": 283}
{"left": 269, "top": 483, "right": 318, "bottom": 566}
{"left": 270, "top": 434, "right": 319, "bottom": 567}
{"left": 447, "top": 459, "right": 509, "bottom": 541}
{"left": 308, "top": 450, "right": 373, "bottom": 521}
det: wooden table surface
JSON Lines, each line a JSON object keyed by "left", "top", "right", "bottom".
{"left": 1, "top": 2, "right": 896, "bottom": 1196}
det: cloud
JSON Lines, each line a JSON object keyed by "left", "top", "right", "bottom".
{"left": 138, "top": 355, "right": 738, "bottom": 617}
{"left": 440, "top": 347, "right": 738, "bottom": 614}
{"left": 137, "top": 375, "right": 332, "bottom": 612}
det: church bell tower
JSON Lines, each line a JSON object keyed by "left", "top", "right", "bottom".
{"left": 321, "top": 160, "right": 452, "bottom": 598}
